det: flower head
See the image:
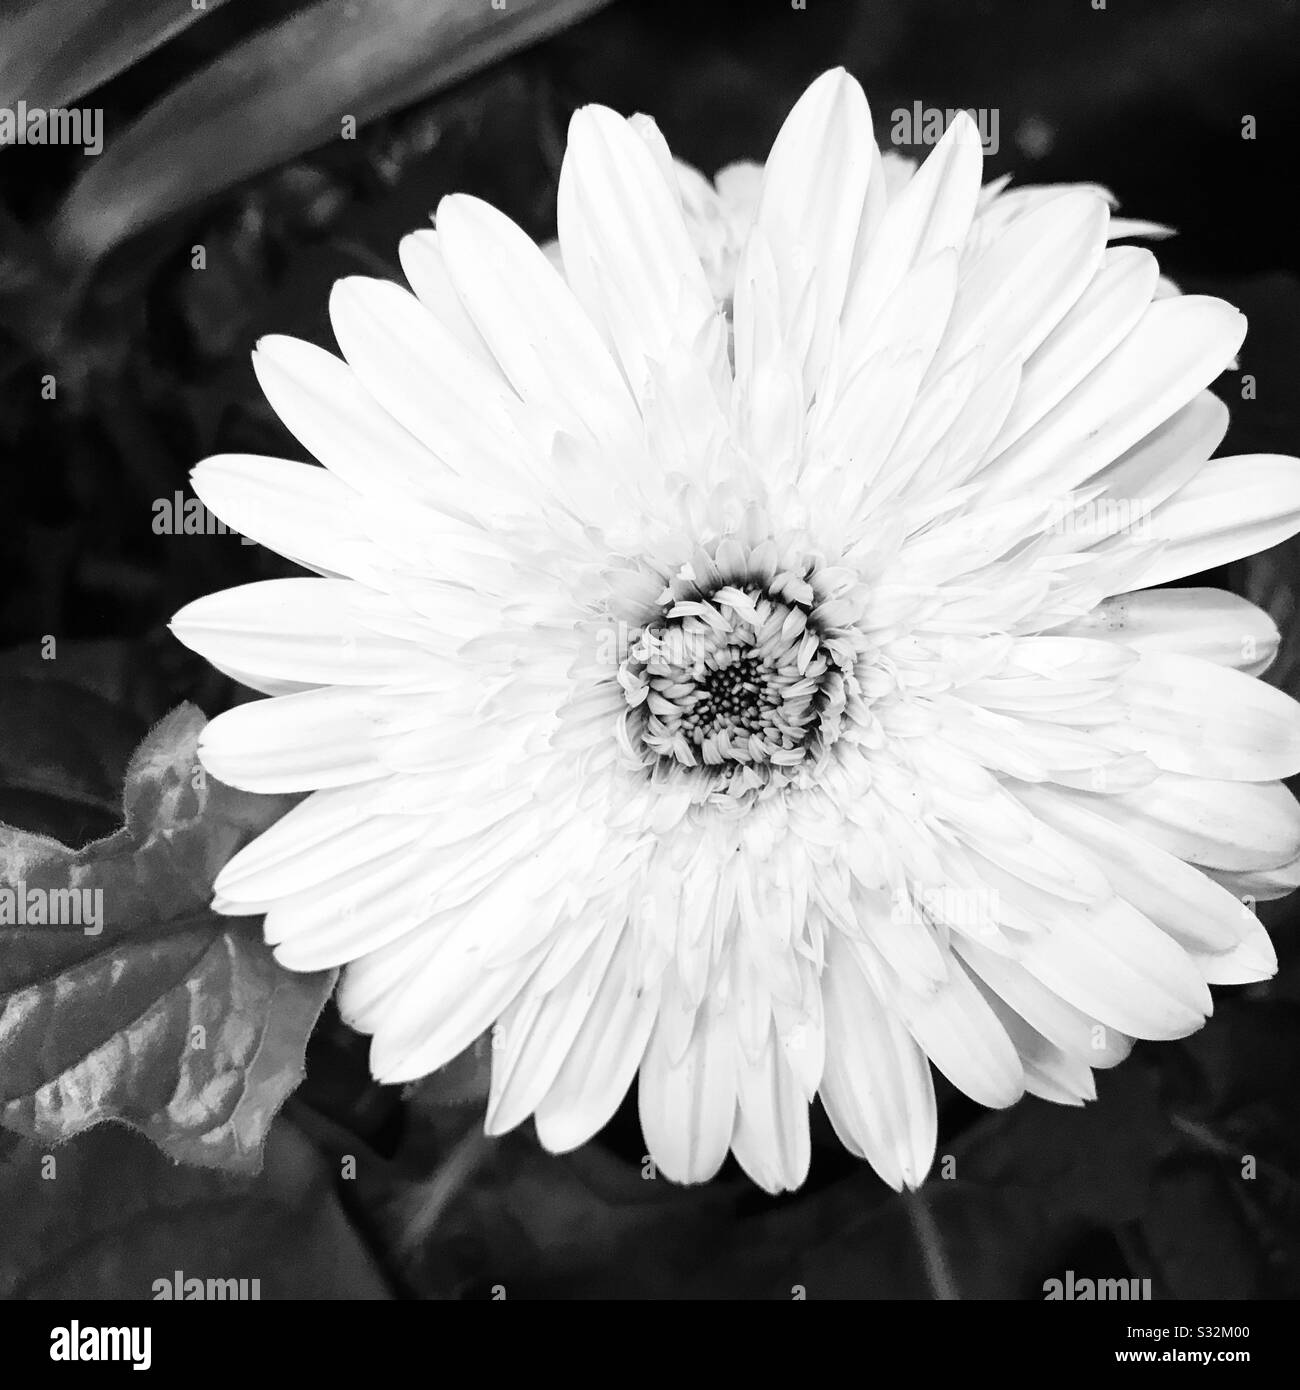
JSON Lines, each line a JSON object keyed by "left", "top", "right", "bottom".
{"left": 172, "top": 69, "right": 1300, "bottom": 1193}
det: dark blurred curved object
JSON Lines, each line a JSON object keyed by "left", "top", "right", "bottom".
{"left": 0, "top": 0, "right": 233, "bottom": 112}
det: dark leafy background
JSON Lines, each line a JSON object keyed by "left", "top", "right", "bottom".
{"left": 1, "top": 0, "right": 1298, "bottom": 1299}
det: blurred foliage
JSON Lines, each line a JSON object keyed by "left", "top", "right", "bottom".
{"left": 0, "top": 0, "right": 233, "bottom": 114}
{"left": 0, "top": 1120, "right": 391, "bottom": 1298}
{"left": 0, "top": 692, "right": 331, "bottom": 1171}
{"left": 0, "top": 0, "right": 1298, "bottom": 1297}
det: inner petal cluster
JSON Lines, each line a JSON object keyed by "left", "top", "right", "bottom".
{"left": 617, "top": 548, "right": 869, "bottom": 800}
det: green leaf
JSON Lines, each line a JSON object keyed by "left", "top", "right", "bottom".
{"left": 54, "top": 0, "right": 616, "bottom": 263}
{"left": 0, "top": 703, "right": 333, "bottom": 1172}
{"left": 0, "top": 1119, "right": 391, "bottom": 1299}
{"left": 0, "top": 0, "right": 230, "bottom": 112}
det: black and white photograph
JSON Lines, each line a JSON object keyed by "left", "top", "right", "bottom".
{"left": 0, "top": 0, "right": 1297, "bottom": 1341}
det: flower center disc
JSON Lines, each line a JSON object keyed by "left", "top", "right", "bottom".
{"left": 618, "top": 569, "right": 862, "bottom": 802}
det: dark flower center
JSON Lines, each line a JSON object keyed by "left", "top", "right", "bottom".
{"left": 616, "top": 557, "right": 868, "bottom": 802}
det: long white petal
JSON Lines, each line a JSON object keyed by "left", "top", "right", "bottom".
{"left": 1055, "top": 588, "right": 1278, "bottom": 674}
{"left": 751, "top": 67, "right": 876, "bottom": 395}
{"left": 638, "top": 1001, "right": 737, "bottom": 1184}
{"left": 534, "top": 925, "right": 659, "bottom": 1152}
{"left": 819, "top": 932, "right": 937, "bottom": 1189}
{"left": 558, "top": 104, "right": 719, "bottom": 404}
{"left": 172, "top": 577, "right": 443, "bottom": 687}
{"left": 978, "top": 296, "right": 1245, "bottom": 505}
{"left": 1109, "top": 652, "right": 1300, "bottom": 780}
{"left": 1120, "top": 454, "right": 1300, "bottom": 590}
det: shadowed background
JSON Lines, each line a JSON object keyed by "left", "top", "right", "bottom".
{"left": 0, "top": 0, "right": 1297, "bottom": 1299}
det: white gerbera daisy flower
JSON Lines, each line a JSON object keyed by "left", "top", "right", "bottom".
{"left": 171, "top": 69, "right": 1300, "bottom": 1194}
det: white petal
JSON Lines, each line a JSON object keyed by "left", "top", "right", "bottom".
{"left": 172, "top": 577, "right": 442, "bottom": 688}
{"left": 1209, "top": 854, "right": 1300, "bottom": 903}
{"left": 366, "top": 955, "right": 537, "bottom": 1085}
{"left": 199, "top": 687, "right": 386, "bottom": 791}
{"left": 731, "top": 1031, "right": 811, "bottom": 1194}
{"left": 637, "top": 1002, "right": 737, "bottom": 1185}
{"left": 969, "top": 975, "right": 1096, "bottom": 1105}
{"left": 558, "top": 104, "right": 718, "bottom": 403}
{"left": 398, "top": 227, "right": 496, "bottom": 368}
{"left": 435, "top": 193, "right": 642, "bottom": 459}
{"left": 843, "top": 111, "right": 984, "bottom": 336}
{"left": 1188, "top": 917, "right": 1278, "bottom": 985}
{"left": 1063, "top": 773, "right": 1300, "bottom": 871}
{"left": 265, "top": 842, "right": 440, "bottom": 972}
{"left": 252, "top": 335, "right": 483, "bottom": 520}
{"left": 751, "top": 67, "right": 876, "bottom": 394}
{"left": 814, "top": 251, "right": 958, "bottom": 480}
{"left": 217, "top": 782, "right": 426, "bottom": 904}
{"left": 1121, "top": 453, "right": 1300, "bottom": 590}
{"left": 1055, "top": 588, "right": 1278, "bottom": 674}
{"left": 956, "top": 937, "right": 1133, "bottom": 1067}
{"left": 534, "top": 925, "right": 659, "bottom": 1152}
{"left": 349, "top": 817, "right": 594, "bottom": 1080}
{"left": 1011, "top": 891, "right": 1212, "bottom": 1039}
{"left": 1110, "top": 652, "right": 1300, "bottom": 780}
{"left": 1015, "top": 781, "right": 1276, "bottom": 982}
{"left": 886, "top": 949, "right": 1025, "bottom": 1108}
{"left": 818, "top": 933, "right": 937, "bottom": 1189}
{"left": 485, "top": 921, "right": 624, "bottom": 1136}
{"left": 978, "top": 296, "right": 1245, "bottom": 505}
{"left": 328, "top": 275, "right": 541, "bottom": 509}
{"left": 1053, "top": 388, "right": 1228, "bottom": 555}
{"left": 190, "top": 454, "right": 391, "bottom": 585}
{"left": 990, "top": 245, "right": 1158, "bottom": 453}
{"left": 730, "top": 227, "right": 806, "bottom": 472}
{"left": 928, "top": 189, "right": 1108, "bottom": 381}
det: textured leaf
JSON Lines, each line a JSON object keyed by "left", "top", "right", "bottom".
{"left": 0, "top": 703, "right": 332, "bottom": 1172}
{"left": 0, "top": 1120, "right": 391, "bottom": 1299}
{"left": 54, "top": 0, "right": 616, "bottom": 262}
{"left": 0, "top": 0, "right": 230, "bottom": 112}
